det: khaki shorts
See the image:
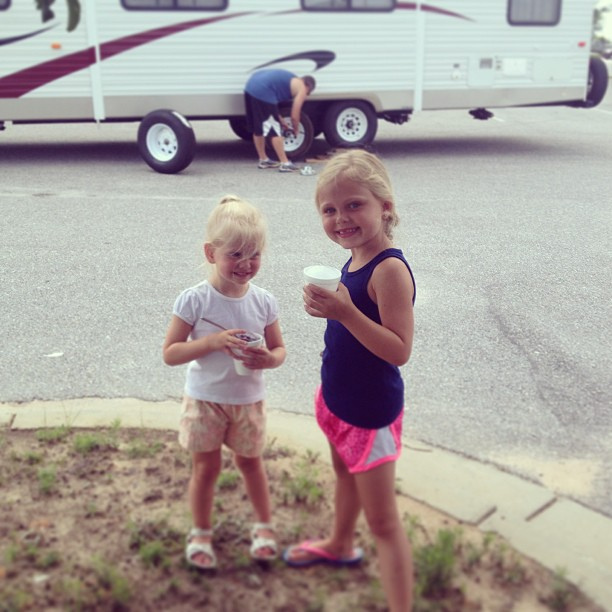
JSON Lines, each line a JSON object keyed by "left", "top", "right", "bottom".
{"left": 178, "top": 396, "right": 266, "bottom": 457}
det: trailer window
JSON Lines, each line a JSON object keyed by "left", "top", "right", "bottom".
{"left": 0, "top": 0, "right": 10, "bottom": 9}
{"left": 122, "top": 0, "right": 226, "bottom": 10}
{"left": 508, "top": 0, "right": 560, "bottom": 25}
{"left": 302, "top": 0, "right": 394, "bottom": 11}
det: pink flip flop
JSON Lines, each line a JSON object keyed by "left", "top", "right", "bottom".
{"left": 282, "top": 540, "right": 364, "bottom": 568}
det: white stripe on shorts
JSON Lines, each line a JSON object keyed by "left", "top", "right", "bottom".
{"left": 262, "top": 115, "right": 282, "bottom": 137}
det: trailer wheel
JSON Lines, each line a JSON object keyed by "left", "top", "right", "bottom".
{"left": 323, "top": 101, "right": 378, "bottom": 148}
{"left": 137, "top": 110, "right": 196, "bottom": 174}
{"left": 585, "top": 55, "right": 608, "bottom": 107}
{"left": 266, "top": 111, "right": 314, "bottom": 160}
{"left": 229, "top": 117, "right": 253, "bottom": 141}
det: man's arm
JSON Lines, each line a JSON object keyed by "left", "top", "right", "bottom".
{"left": 289, "top": 78, "right": 309, "bottom": 134}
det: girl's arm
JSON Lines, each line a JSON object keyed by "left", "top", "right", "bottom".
{"left": 162, "top": 315, "right": 247, "bottom": 366}
{"left": 304, "top": 257, "right": 414, "bottom": 366}
{"left": 242, "top": 319, "right": 287, "bottom": 370}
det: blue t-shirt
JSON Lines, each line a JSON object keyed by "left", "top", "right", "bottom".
{"left": 245, "top": 69, "right": 295, "bottom": 104}
{"left": 321, "top": 249, "right": 416, "bottom": 429}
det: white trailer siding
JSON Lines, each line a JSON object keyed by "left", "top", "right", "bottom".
{"left": 0, "top": 1, "right": 94, "bottom": 119}
{"left": 420, "top": 0, "right": 591, "bottom": 109}
{"left": 93, "top": 6, "right": 417, "bottom": 117}
{"left": 0, "top": 0, "right": 603, "bottom": 127}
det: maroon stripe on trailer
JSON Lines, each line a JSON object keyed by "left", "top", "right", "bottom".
{"left": 0, "top": 12, "right": 253, "bottom": 98}
{"left": 397, "top": 2, "right": 473, "bottom": 21}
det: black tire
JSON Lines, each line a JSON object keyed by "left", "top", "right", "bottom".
{"left": 585, "top": 55, "right": 609, "bottom": 107}
{"left": 229, "top": 117, "right": 253, "bottom": 141}
{"left": 137, "top": 109, "right": 196, "bottom": 174}
{"left": 266, "top": 111, "right": 314, "bottom": 160}
{"left": 323, "top": 101, "right": 378, "bottom": 148}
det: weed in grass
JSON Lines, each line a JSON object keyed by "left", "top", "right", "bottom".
{"left": 126, "top": 438, "right": 165, "bottom": 459}
{"left": 36, "top": 425, "right": 71, "bottom": 444}
{"left": 0, "top": 587, "right": 34, "bottom": 611}
{"left": 84, "top": 501, "right": 101, "bottom": 518}
{"left": 232, "top": 550, "right": 252, "bottom": 570}
{"left": 499, "top": 553, "right": 528, "bottom": 586}
{"left": 3, "top": 543, "right": 19, "bottom": 565}
{"left": 21, "top": 450, "right": 44, "bottom": 465}
{"left": 93, "top": 557, "right": 132, "bottom": 607}
{"left": 414, "top": 528, "right": 459, "bottom": 598}
{"left": 280, "top": 454, "right": 324, "bottom": 507}
{"left": 37, "top": 550, "right": 61, "bottom": 569}
{"left": 404, "top": 512, "right": 427, "bottom": 543}
{"left": 37, "top": 465, "right": 57, "bottom": 495}
{"left": 127, "top": 517, "right": 184, "bottom": 559}
{"left": 462, "top": 540, "right": 484, "bottom": 572}
{"left": 217, "top": 471, "right": 240, "bottom": 491}
{"left": 488, "top": 537, "right": 531, "bottom": 587}
{"left": 55, "top": 576, "right": 88, "bottom": 611}
{"left": 24, "top": 543, "right": 41, "bottom": 563}
{"left": 543, "top": 567, "right": 576, "bottom": 611}
{"left": 263, "top": 437, "right": 295, "bottom": 460}
{"left": 284, "top": 517, "right": 308, "bottom": 543}
{"left": 73, "top": 431, "right": 118, "bottom": 454}
{"left": 482, "top": 530, "right": 497, "bottom": 551}
{"left": 139, "top": 540, "right": 169, "bottom": 568}
{"left": 303, "top": 448, "right": 320, "bottom": 464}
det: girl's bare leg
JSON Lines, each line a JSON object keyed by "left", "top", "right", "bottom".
{"left": 234, "top": 454, "right": 275, "bottom": 558}
{"left": 355, "top": 461, "right": 413, "bottom": 612}
{"left": 188, "top": 449, "right": 222, "bottom": 566}
{"left": 285, "top": 444, "right": 362, "bottom": 562}
{"left": 234, "top": 454, "right": 272, "bottom": 524}
{"left": 328, "top": 445, "right": 362, "bottom": 553}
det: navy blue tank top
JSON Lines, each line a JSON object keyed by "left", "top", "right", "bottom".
{"left": 321, "top": 248, "right": 416, "bottom": 429}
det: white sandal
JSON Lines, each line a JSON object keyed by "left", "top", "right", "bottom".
{"left": 250, "top": 522, "right": 278, "bottom": 561}
{"left": 185, "top": 527, "right": 216, "bottom": 569}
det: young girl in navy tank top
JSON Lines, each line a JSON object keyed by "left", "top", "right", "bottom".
{"left": 282, "top": 149, "right": 416, "bottom": 612}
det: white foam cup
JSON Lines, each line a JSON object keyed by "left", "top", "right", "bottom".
{"left": 231, "top": 331, "right": 264, "bottom": 375}
{"left": 303, "top": 265, "right": 341, "bottom": 291}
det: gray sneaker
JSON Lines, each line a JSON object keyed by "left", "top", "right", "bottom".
{"left": 258, "top": 159, "right": 280, "bottom": 169}
{"left": 279, "top": 162, "right": 300, "bottom": 173}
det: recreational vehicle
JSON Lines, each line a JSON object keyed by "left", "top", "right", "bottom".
{"left": 1, "top": 0, "right": 608, "bottom": 173}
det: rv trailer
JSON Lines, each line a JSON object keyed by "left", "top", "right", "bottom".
{"left": 0, "top": 0, "right": 608, "bottom": 173}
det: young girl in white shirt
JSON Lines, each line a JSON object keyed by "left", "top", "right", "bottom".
{"left": 163, "top": 195, "right": 286, "bottom": 569}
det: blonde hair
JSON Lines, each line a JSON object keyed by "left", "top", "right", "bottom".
{"left": 315, "top": 149, "right": 400, "bottom": 240}
{"left": 205, "top": 194, "right": 267, "bottom": 259}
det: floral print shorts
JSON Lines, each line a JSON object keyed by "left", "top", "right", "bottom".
{"left": 178, "top": 396, "right": 266, "bottom": 457}
{"left": 315, "top": 385, "right": 403, "bottom": 474}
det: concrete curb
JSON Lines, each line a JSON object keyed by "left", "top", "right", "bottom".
{"left": 1, "top": 398, "right": 610, "bottom": 610}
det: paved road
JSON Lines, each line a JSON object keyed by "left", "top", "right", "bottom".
{"left": 1, "top": 88, "right": 611, "bottom": 517}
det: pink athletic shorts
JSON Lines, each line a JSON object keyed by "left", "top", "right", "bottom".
{"left": 178, "top": 396, "right": 266, "bottom": 457}
{"left": 314, "top": 386, "right": 403, "bottom": 474}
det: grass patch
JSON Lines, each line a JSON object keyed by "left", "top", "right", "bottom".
{"left": 125, "top": 438, "right": 165, "bottom": 459}
{"left": 280, "top": 451, "right": 324, "bottom": 507}
{"left": 73, "top": 431, "right": 118, "bottom": 454}
{"left": 92, "top": 557, "right": 132, "bottom": 607}
{"left": 37, "top": 465, "right": 57, "bottom": 495}
{"left": 217, "top": 471, "right": 240, "bottom": 491}
{"left": 414, "top": 528, "right": 459, "bottom": 599}
{"left": 36, "top": 425, "right": 71, "bottom": 444}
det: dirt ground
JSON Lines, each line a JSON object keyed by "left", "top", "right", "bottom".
{"left": 0, "top": 425, "right": 604, "bottom": 611}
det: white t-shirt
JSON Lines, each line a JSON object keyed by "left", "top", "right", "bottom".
{"left": 173, "top": 280, "right": 279, "bottom": 404}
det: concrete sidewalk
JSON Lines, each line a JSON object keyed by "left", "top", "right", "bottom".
{"left": 1, "top": 397, "right": 610, "bottom": 611}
